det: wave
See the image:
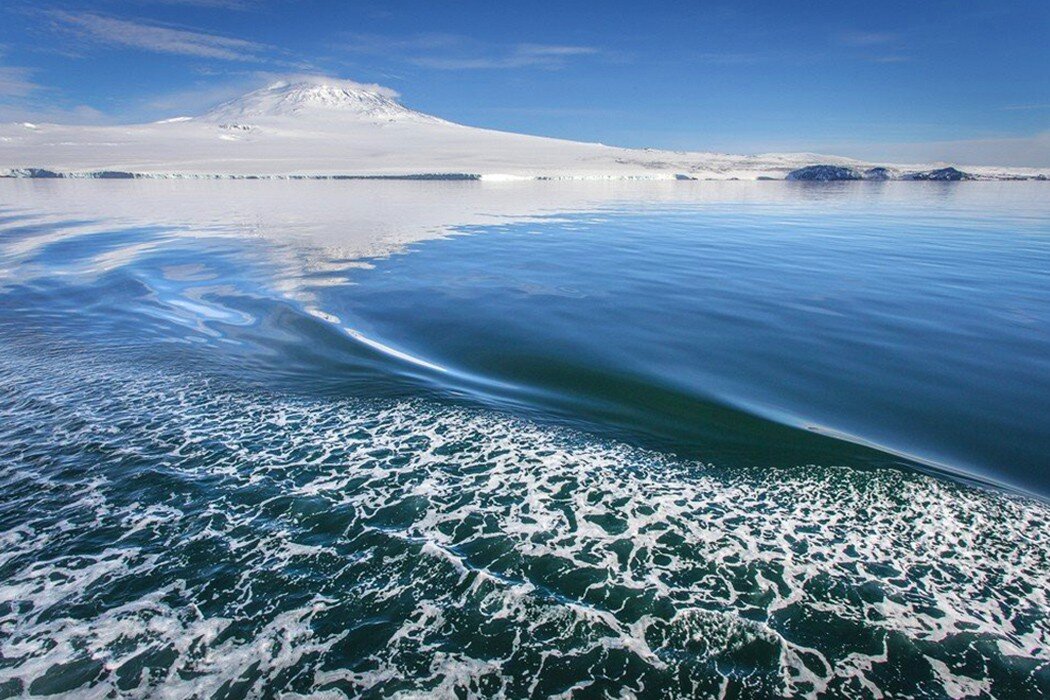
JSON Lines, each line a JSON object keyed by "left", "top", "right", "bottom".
{"left": 0, "top": 207, "right": 920, "bottom": 478}
{"left": 0, "top": 204, "right": 1035, "bottom": 499}
{"left": 0, "top": 347, "right": 1047, "bottom": 697}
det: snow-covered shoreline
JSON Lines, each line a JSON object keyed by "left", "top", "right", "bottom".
{"left": 3, "top": 169, "right": 1046, "bottom": 181}
{"left": 2, "top": 80, "right": 1045, "bottom": 182}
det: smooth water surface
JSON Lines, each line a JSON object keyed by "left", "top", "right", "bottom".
{"left": 0, "top": 180, "right": 1047, "bottom": 697}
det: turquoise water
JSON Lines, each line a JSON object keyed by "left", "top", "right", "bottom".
{"left": 0, "top": 181, "right": 1048, "bottom": 697}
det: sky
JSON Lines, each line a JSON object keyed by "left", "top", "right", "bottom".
{"left": 1, "top": 0, "right": 1048, "bottom": 165}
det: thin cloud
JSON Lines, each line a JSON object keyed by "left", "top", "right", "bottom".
{"left": 143, "top": 79, "right": 262, "bottom": 114}
{"left": 516, "top": 44, "right": 598, "bottom": 57}
{"left": 340, "top": 33, "right": 600, "bottom": 70}
{"left": 141, "top": 0, "right": 251, "bottom": 7}
{"left": 1003, "top": 103, "right": 1050, "bottom": 111}
{"left": 411, "top": 43, "right": 599, "bottom": 70}
{"left": 0, "top": 102, "right": 108, "bottom": 124}
{"left": 838, "top": 31, "right": 899, "bottom": 47}
{"left": 694, "top": 52, "right": 766, "bottom": 65}
{"left": 836, "top": 31, "right": 910, "bottom": 64}
{"left": 50, "top": 11, "right": 264, "bottom": 61}
{"left": 343, "top": 33, "right": 465, "bottom": 54}
{"left": 868, "top": 55, "right": 911, "bottom": 64}
{"left": 0, "top": 66, "right": 40, "bottom": 97}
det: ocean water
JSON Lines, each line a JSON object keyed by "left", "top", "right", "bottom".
{"left": 0, "top": 180, "right": 1047, "bottom": 697}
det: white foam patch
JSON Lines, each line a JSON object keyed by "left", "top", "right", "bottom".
{"left": 0, "top": 351, "right": 1047, "bottom": 698}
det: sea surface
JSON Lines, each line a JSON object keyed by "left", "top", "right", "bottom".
{"left": 0, "top": 180, "right": 1047, "bottom": 698}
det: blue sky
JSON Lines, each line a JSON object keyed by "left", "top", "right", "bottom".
{"left": 1, "top": 0, "right": 1048, "bottom": 165}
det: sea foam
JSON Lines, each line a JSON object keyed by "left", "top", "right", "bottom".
{"left": 0, "top": 348, "right": 1046, "bottom": 698}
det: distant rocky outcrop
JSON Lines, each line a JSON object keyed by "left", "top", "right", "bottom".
{"left": 787, "top": 164, "right": 979, "bottom": 182}
{"left": 0, "top": 169, "right": 138, "bottom": 179}
{"left": 902, "top": 167, "right": 974, "bottom": 181}
{"left": 863, "top": 167, "right": 894, "bottom": 180}
{"left": 785, "top": 165, "right": 863, "bottom": 181}
{"left": 87, "top": 171, "right": 137, "bottom": 179}
{"left": 3, "top": 167, "right": 63, "bottom": 178}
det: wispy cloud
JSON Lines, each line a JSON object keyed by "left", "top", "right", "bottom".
{"left": 516, "top": 44, "right": 598, "bottom": 58}
{"left": 0, "top": 101, "right": 108, "bottom": 124}
{"left": 1003, "top": 103, "right": 1050, "bottom": 111}
{"left": 0, "top": 66, "right": 40, "bottom": 97}
{"left": 340, "top": 33, "right": 600, "bottom": 70}
{"left": 837, "top": 31, "right": 899, "bottom": 47}
{"left": 836, "top": 31, "right": 910, "bottom": 63}
{"left": 0, "top": 46, "right": 94, "bottom": 121}
{"left": 143, "top": 78, "right": 261, "bottom": 114}
{"left": 412, "top": 45, "right": 599, "bottom": 70}
{"left": 868, "top": 55, "right": 911, "bottom": 64}
{"left": 140, "top": 0, "right": 251, "bottom": 7}
{"left": 694, "top": 52, "right": 767, "bottom": 66}
{"left": 343, "top": 33, "right": 463, "bottom": 54}
{"left": 50, "top": 11, "right": 264, "bottom": 61}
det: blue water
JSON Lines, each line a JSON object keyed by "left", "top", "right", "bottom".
{"left": 334, "top": 202, "right": 1050, "bottom": 495}
{"left": 0, "top": 180, "right": 1048, "bottom": 697}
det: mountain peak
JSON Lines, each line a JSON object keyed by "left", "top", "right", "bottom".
{"left": 199, "top": 78, "right": 441, "bottom": 125}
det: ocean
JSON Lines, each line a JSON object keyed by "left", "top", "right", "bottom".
{"left": 0, "top": 180, "right": 1047, "bottom": 697}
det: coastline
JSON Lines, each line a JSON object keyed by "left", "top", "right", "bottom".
{"left": 2, "top": 168, "right": 1046, "bottom": 181}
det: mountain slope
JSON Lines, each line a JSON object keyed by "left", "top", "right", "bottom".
{"left": 200, "top": 80, "right": 446, "bottom": 125}
{"left": 0, "top": 78, "right": 1043, "bottom": 180}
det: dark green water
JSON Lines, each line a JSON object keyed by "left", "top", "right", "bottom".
{"left": 0, "top": 181, "right": 1047, "bottom": 697}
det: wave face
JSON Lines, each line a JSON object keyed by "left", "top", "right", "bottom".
{"left": 1, "top": 350, "right": 1047, "bottom": 698}
{"left": 0, "top": 180, "right": 1049, "bottom": 696}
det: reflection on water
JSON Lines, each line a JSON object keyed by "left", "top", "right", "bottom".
{"left": 0, "top": 180, "right": 1048, "bottom": 697}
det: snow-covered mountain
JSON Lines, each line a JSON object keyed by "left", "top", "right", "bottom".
{"left": 0, "top": 78, "right": 1043, "bottom": 180}
{"left": 199, "top": 80, "right": 446, "bottom": 125}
